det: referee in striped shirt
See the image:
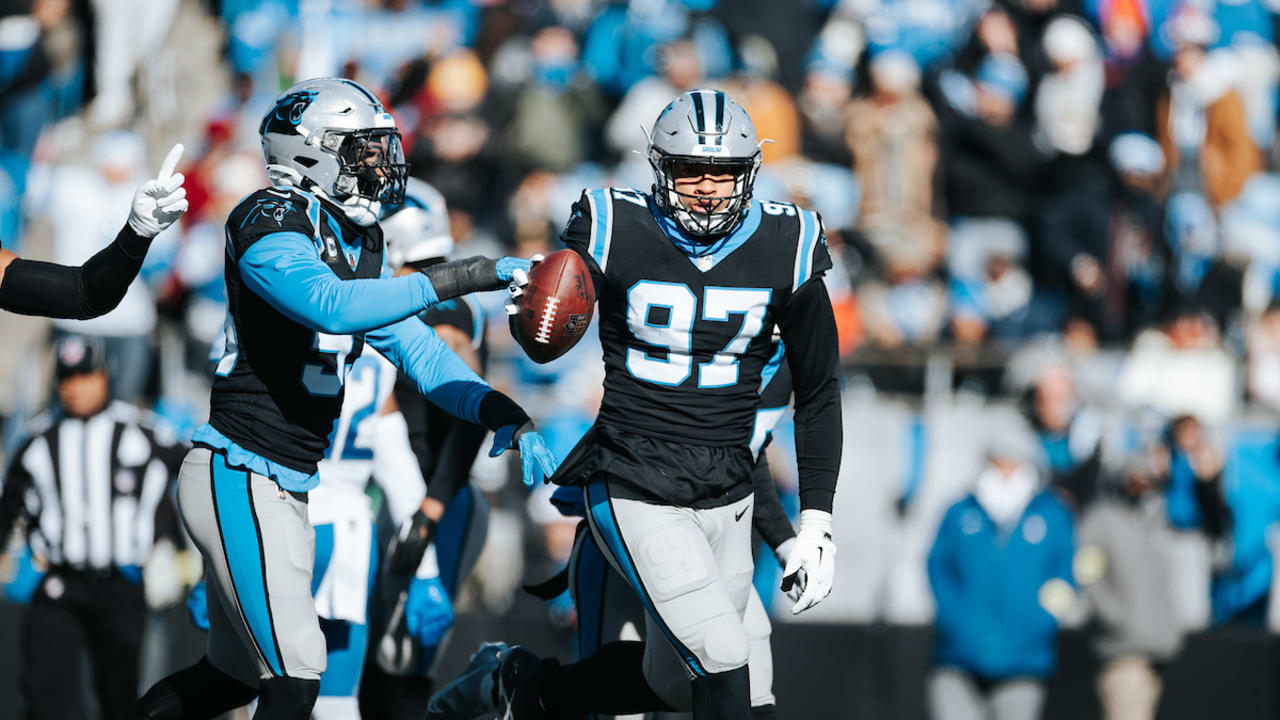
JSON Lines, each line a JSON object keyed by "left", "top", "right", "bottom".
{"left": 0, "top": 335, "right": 186, "bottom": 720}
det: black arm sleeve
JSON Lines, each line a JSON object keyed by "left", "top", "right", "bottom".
{"left": 751, "top": 453, "right": 795, "bottom": 552}
{"left": 424, "top": 417, "right": 489, "bottom": 507}
{"left": 475, "top": 391, "right": 532, "bottom": 432}
{"left": 0, "top": 223, "right": 150, "bottom": 319}
{"left": 776, "top": 279, "right": 842, "bottom": 513}
{"left": 421, "top": 256, "right": 506, "bottom": 301}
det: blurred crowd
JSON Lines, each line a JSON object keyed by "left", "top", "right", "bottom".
{"left": 4, "top": 0, "right": 1280, "bottom": 717}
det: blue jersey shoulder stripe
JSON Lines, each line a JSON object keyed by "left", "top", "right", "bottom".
{"left": 586, "top": 189, "right": 613, "bottom": 271}
{"left": 793, "top": 209, "right": 821, "bottom": 289}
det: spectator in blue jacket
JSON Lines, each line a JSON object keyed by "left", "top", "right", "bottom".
{"left": 927, "top": 409, "right": 1077, "bottom": 720}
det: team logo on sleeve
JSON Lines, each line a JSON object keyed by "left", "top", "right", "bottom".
{"left": 260, "top": 90, "right": 318, "bottom": 136}
{"left": 248, "top": 197, "right": 297, "bottom": 227}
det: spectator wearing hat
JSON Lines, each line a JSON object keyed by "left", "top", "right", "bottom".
{"left": 927, "top": 409, "right": 1076, "bottom": 720}
{"left": 0, "top": 335, "right": 187, "bottom": 720}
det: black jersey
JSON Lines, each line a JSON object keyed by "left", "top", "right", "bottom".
{"left": 563, "top": 188, "right": 831, "bottom": 447}
{"left": 207, "top": 187, "right": 385, "bottom": 476}
{"left": 559, "top": 188, "right": 833, "bottom": 507}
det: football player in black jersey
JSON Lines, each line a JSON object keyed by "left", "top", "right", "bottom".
{"left": 0, "top": 143, "right": 187, "bottom": 318}
{"left": 428, "top": 339, "right": 801, "bottom": 720}
{"left": 122, "top": 78, "right": 557, "bottom": 720}
{"left": 482, "top": 90, "right": 842, "bottom": 720}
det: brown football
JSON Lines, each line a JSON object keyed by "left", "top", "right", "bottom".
{"left": 511, "top": 249, "right": 595, "bottom": 363}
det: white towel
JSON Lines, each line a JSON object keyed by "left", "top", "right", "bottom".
{"left": 310, "top": 484, "right": 374, "bottom": 624}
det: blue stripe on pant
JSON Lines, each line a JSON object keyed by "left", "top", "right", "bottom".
{"left": 210, "top": 452, "right": 285, "bottom": 677}
{"left": 585, "top": 479, "right": 707, "bottom": 677}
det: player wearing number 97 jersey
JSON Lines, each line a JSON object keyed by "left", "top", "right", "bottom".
{"left": 488, "top": 90, "right": 842, "bottom": 720}
{"left": 124, "top": 78, "right": 557, "bottom": 720}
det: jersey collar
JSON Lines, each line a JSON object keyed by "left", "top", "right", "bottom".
{"left": 647, "top": 196, "right": 763, "bottom": 273}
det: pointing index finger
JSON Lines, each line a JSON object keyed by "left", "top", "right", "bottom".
{"left": 156, "top": 143, "right": 185, "bottom": 183}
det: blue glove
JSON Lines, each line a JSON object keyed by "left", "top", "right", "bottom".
{"left": 489, "top": 422, "right": 559, "bottom": 486}
{"left": 2, "top": 546, "right": 44, "bottom": 603}
{"left": 494, "top": 256, "right": 533, "bottom": 282}
{"left": 187, "top": 580, "right": 210, "bottom": 631}
{"left": 406, "top": 576, "right": 454, "bottom": 648}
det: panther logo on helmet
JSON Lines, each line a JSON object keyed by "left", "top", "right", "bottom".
{"left": 260, "top": 90, "right": 318, "bottom": 137}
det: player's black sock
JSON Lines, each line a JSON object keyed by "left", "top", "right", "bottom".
{"left": 118, "top": 657, "right": 258, "bottom": 720}
{"left": 538, "top": 641, "right": 675, "bottom": 716}
{"left": 253, "top": 676, "right": 319, "bottom": 720}
{"left": 691, "top": 665, "right": 751, "bottom": 720}
{"left": 751, "top": 702, "right": 780, "bottom": 720}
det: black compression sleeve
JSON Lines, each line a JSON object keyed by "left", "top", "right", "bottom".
{"left": 751, "top": 454, "right": 795, "bottom": 552}
{"left": 420, "top": 256, "right": 504, "bottom": 301}
{"left": 424, "top": 419, "right": 489, "bottom": 507}
{"left": 476, "top": 391, "right": 531, "bottom": 432}
{"left": 0, "top": 223, "right": 149, "bottom": 319}
{"left": 777, "top": 279, "right": 842, "bottom": 513}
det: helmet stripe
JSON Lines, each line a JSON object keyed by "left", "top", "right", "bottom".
{"left": 340, "top": 78, "right": 379, "bottom": 105}
{"left": 690, "top": 91, "right": 707, "bottom": 142}
{"left": 714, "top": 91, "right": 725, "bottom": 133}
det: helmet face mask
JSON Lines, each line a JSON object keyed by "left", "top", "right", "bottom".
{"left": 650, "top": 152, "right": 760, "bottom": 237}
{"left": 648, "top": 89, "right": 762, "bottom": 238}
{"left": 328, "top": 128, "right": 408, "bottom": 206}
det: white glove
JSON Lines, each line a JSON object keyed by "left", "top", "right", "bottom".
{"left": 128, "top": 143, "right": 188, "bottom": 238}
{"left": 503, "top": 253, "right": 543, "bottom": 316}
{"left": 780, "top": 510, "right": 836, "bottom": 615}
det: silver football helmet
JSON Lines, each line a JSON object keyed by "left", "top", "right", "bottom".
{"left": 380, "top": 178, "right": 453, "bottom": 269}
{"left": 648, "top": 89, "right": 762, "bottom": 237}
{"left": 259, "top": 77, "right": 408, "bottom": 225}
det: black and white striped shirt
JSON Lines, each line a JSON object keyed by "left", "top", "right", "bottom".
{"left": 0, "top": 402, "right": 186, "bottom": 571}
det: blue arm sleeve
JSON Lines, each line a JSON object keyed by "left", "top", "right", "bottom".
{"left": 366, "top": 316, "right": 492, "bottom": 426}
{"left": 238, "top": 233, "right": 438, "bottom": 334}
